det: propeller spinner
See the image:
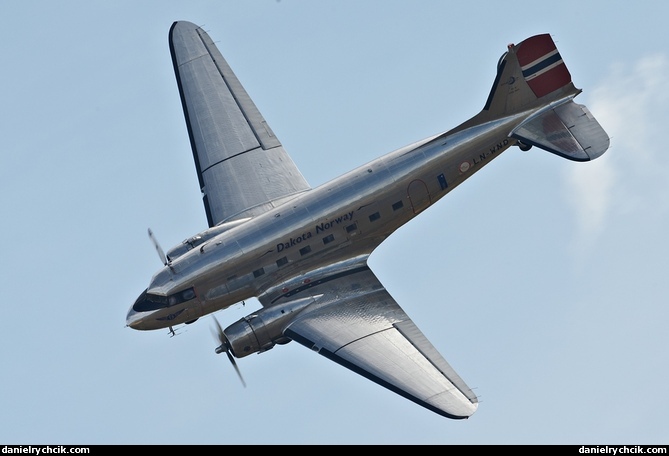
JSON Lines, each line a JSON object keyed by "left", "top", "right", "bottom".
{"left": 212, "top": 315, "right": 246, "bottom": 387}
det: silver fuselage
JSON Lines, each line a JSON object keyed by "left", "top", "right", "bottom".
{"left": 126, "top": 112, "right": 527, "bottom": 330}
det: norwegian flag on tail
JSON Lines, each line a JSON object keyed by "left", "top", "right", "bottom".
{"left": 516, "top": 34, "right": 571, "bottom": 98}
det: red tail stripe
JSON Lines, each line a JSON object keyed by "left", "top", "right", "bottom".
{"left": 516, "top": 34, "right": 571, "bottom": 98}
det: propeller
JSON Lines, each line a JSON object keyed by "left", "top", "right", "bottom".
{"left": 212, "top": 315, "right": 246, "bottom": 388}
{"left": 148, "top": 228, "right": 167, "bottom": 266}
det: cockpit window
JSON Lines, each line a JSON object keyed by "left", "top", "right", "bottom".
{"left": 168, "top": 287, "right": 196, "bottom": 305}
{"left": 133, "top": 287, "right": 196, "bottom": 312}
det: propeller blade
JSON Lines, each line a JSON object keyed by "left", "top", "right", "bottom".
{"left": 211, "top": 315, "right": 225, "bottom": 344}
{"left": 148, "top": 228, "right": 167, "bottom": 265}
{"left": 227, "top": 351, "right": 247, "bottom": 388}
{"left": 211, "top": 315, "right": 246, "bottom": 388}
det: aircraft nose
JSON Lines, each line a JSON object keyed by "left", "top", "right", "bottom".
{"left": 126, "top": 306, "right": 143, "bottom": 329}
{"left": 126, "top": 288, "right": 149, "bottom": 329}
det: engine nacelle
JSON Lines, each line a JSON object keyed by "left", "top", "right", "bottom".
{"left": 223, "top": 295, "right": 320, "bottom": 358}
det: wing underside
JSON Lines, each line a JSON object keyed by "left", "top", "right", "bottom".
{"left": 268, "top": 260, "right": 478, "bottom": 419}
{"left": 169, "top": 21, "right": 310, "bottom": 227}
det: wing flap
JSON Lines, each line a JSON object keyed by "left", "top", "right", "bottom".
{"left": 281, "top": 265, "right": 478, "bottom": 419}
{"left": 169, "top": 21, "right": 310, "bottom": 226}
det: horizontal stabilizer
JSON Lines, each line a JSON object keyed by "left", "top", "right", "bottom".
{"left": 510, "top": 100, "right": 610, "bottom": 161}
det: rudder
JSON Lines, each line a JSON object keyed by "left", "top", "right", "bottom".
{"left": 516, "top": 34, "right": 572, "bottom": 99}
{"left": 483, "top": 34, "right": 579, "bottom": 118}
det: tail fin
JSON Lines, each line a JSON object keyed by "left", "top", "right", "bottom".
{"left": 484, "top": 34, "right": 577, "bottom": 116}
{"left": 482, "top": 34, "right": 609, "bottom": 161}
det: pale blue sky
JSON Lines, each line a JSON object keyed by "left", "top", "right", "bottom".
{"left": 2, "top": 0, "right": 668, "bottom": 445}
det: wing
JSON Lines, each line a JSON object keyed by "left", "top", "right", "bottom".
{"left": 261, "top": 257, "right": 478, "bottom": 419}
{"left": 169, "top": 21, "right": 311, "bottom": 227}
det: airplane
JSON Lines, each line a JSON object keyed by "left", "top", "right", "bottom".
{"left": 126, "top": 21, "right": 609, "bottom": 420}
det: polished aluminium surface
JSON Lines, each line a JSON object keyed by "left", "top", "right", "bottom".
{"left": 126, "top": 23, "right": 609, "bottom": 419}
{"left": 169, "top": 21, "right": 311, "bottom": 226}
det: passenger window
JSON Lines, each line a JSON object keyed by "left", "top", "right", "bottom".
{"left": 438, "top": 173, "right": 448, "bottom": 190}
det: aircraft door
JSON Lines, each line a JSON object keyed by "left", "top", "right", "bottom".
{"left": 407, "top": 179, "right": 431, "bottom": 214}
